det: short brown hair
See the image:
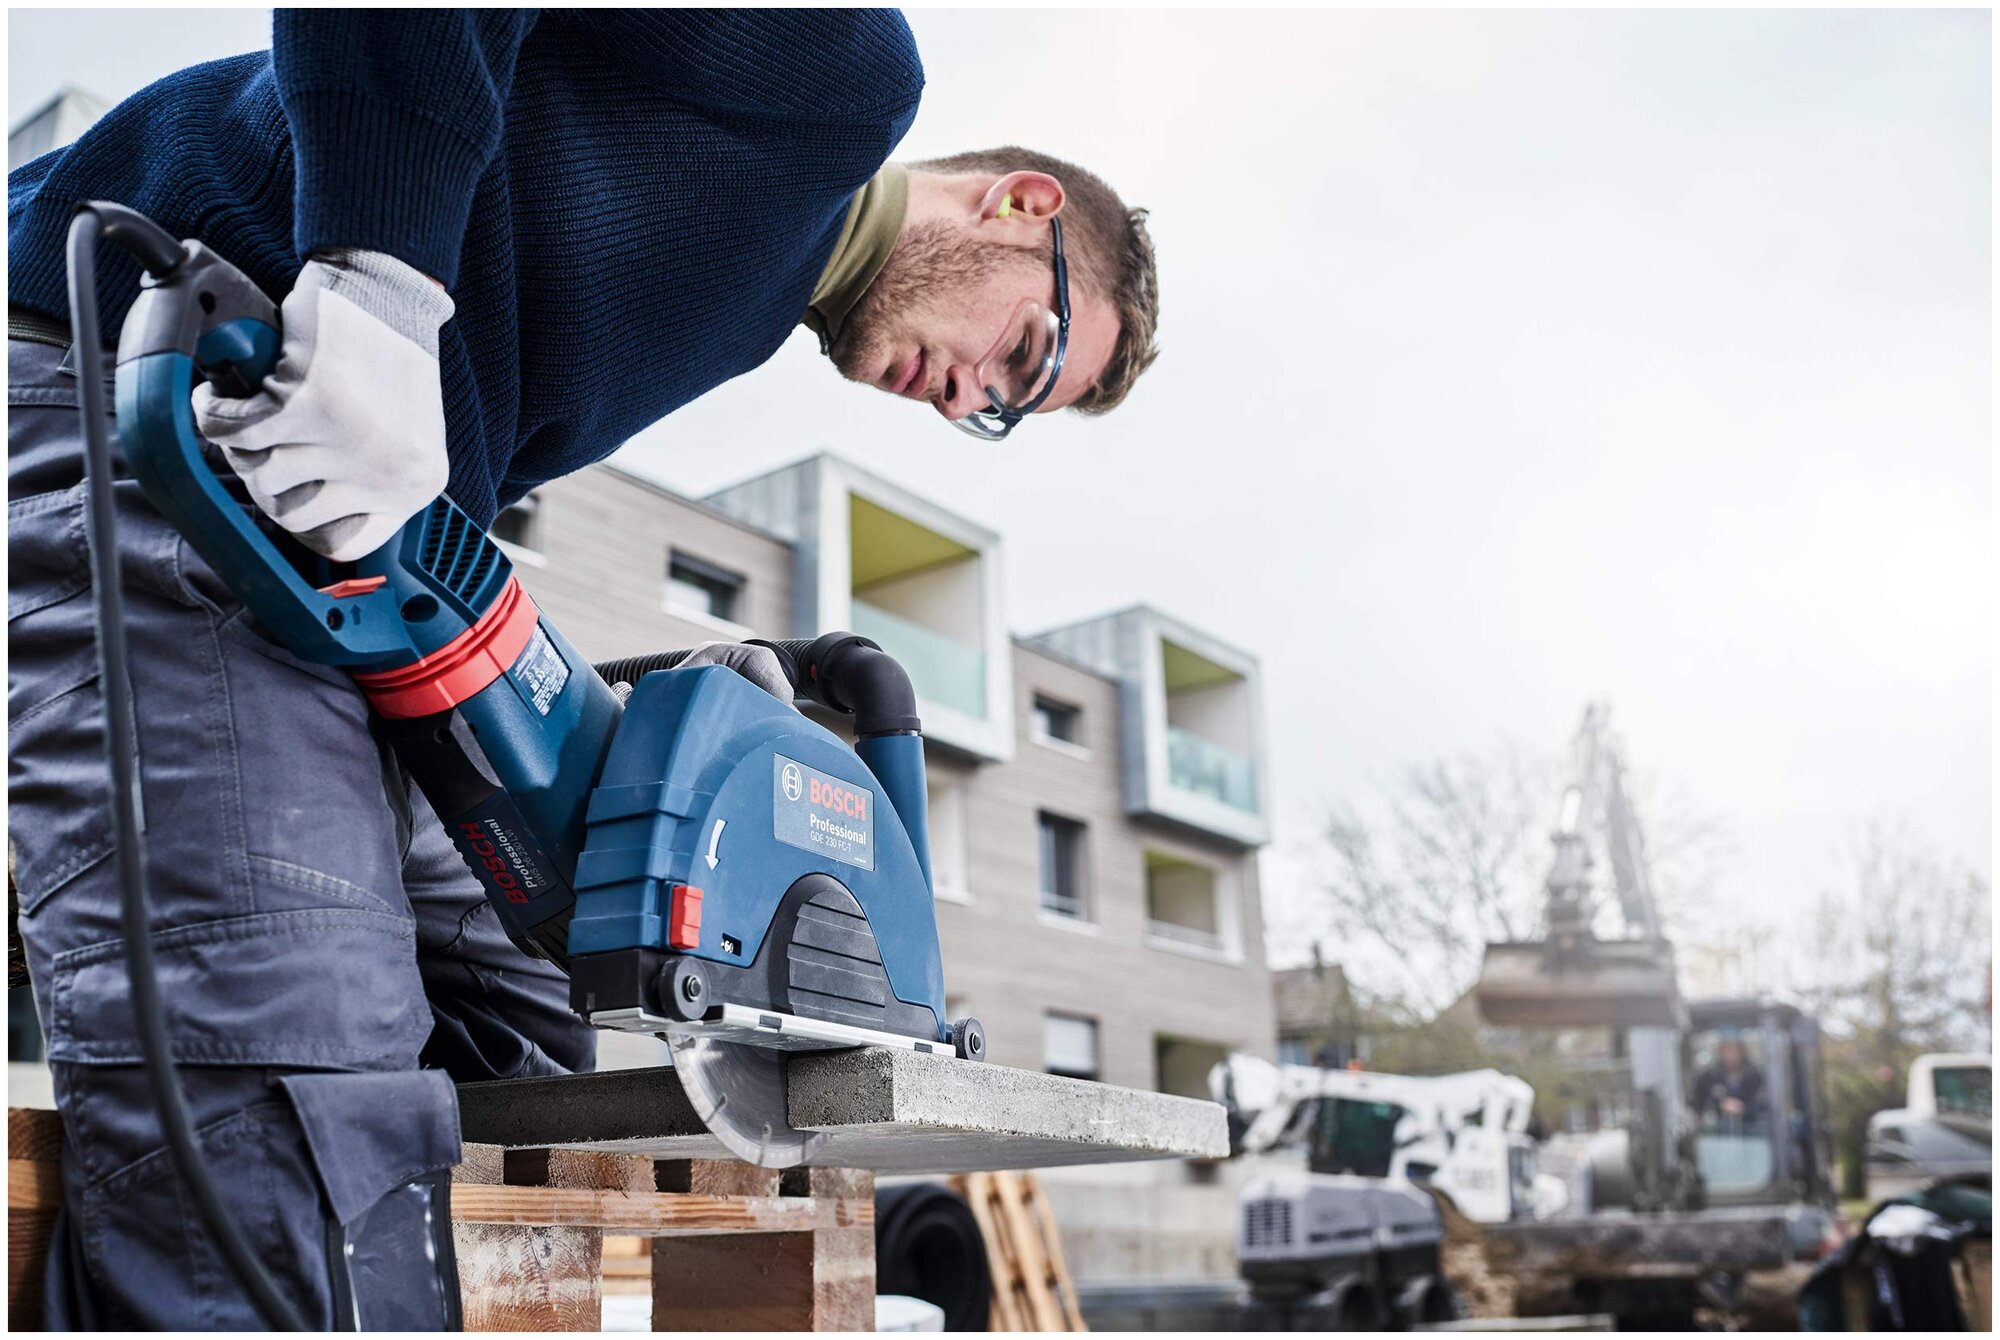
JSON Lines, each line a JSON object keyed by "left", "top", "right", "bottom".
{"left": 913, "top": 147, "right": 1160, "bottom": 415}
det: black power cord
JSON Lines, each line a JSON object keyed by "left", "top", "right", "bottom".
{"left": 67, "top": 207, "right": 306, "bottom": 1331}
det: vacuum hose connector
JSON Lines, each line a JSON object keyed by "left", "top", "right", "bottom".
{"left": 594, "top": 631, "right": 920, "bottom": 738}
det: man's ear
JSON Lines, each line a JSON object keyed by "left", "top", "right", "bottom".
{"left": 978, "top": 170, "right": 1065, "bottom": 224}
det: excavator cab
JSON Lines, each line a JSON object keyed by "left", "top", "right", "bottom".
{"left": 1685, "top": 998, "right": 1836, "bottom": 1211}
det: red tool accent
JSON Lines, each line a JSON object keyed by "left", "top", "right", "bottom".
{"left": 353, "top": 578, "right": 539, "bottom": 719}
{"left": 318, "top": 575, "right": 388, "bottom": 599}
{"left": 668, "top": 884, "right": 704, "bottom": 950}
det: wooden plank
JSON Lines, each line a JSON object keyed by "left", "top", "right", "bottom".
{"left": 1026, "top": 1177, "right": 1087, "bottom": 1330}
{"left": 8, "top": 1109, "right": 63, "bottom": 1331}
{"left": 7, "top": 1158, "right": 61, "bottom": 1211}
{"left": 450, "top": 1145, "right": 652, "bottom": 1332}
{"left": 9, "top": 1206, "right": 56, "bottom": 1331}
{"left": 652, "top": 1224, "right": 873, "bottom": 1333}
{"left": 7, "top": 1108, "right": 62, "bottom": 1163}
{"left": 659, "top": 1159, "right": 781, "bottom": 1198}
{"left": 452, "top": 1185, "right": 868, "bottom": 1236}
{"left": 780, "top": 1166, "right": 873, "bottom": 1200}
{"left": 454, "top": 1141, "right": 507, "bottom": 1186}
{"left": 654, "top": 1231, "right": 818, "bottom": 1331}
{"left": 651, "top": 1169, "right": 876, "bottom": 1331}
{"left": 952, "top": 1172, "right": 1085, "bottom": 1332}
{"left": 997, "top": 1175, "right": 1063, "bottom": 1331}
{"left": 603, "top": 1234, "right": 653, "bottom": 1297}
{"left": 955, "top": 1174, "right": 1027, "bottom": 1331}
{"left": 810, "top": 1220, "right": 876, "bottom": 1333}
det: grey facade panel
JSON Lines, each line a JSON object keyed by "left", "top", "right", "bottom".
{"left": 506, "top": 463, "right": 794, "bottom": 663}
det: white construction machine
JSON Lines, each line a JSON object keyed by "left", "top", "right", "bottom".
{"left": 1865, "top": 1052, "right": 1992, "bottom": 1203}
{"left": 1209, "top": 1055, "right": 1552, "bottom": 1328}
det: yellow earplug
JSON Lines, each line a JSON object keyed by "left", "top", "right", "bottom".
{"left": 997, "top": 193, "right": 1013, "bottom": 219}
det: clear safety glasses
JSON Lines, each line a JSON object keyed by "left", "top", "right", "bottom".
{"left": 951, "top": 218, "right": 1070, "bottom": 441}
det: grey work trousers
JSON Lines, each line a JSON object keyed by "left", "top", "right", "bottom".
{"left": 7, "top": 336, "right": 596, "bottom": 1327}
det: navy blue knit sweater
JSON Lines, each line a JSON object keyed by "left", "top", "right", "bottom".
{"left": 8, "top": 10, "right": 923, "bottom": 526}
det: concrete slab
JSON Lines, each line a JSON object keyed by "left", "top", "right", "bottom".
{"left": 458, "top": 1047, "right": 1227, "bottom": 1173}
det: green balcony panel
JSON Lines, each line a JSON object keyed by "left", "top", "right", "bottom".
{"left": 850, "top": 599, "right": 987, "bottom": 719}
{"left": 1166, "top": 725, "right": 1258, "bottom": 813}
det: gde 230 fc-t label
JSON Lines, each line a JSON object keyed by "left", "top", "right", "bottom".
{"left": 771, "top": 753, "right": 875, "bottom": 871}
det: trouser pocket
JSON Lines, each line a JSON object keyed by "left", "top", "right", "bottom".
{"left": 54, "top": 1063, "right": 463, "bottom": 1329}
{"left": 282, "top": 1069, "right": 465, "bottom": 1330}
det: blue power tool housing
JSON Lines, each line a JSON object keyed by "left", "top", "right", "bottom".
{"left": 568, "top": 665, "right": 951, "bottom": 1051}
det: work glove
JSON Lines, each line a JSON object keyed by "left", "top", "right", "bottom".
{"left": 192, "top": 249, "right": 454, "bottom": 563}
{"left": 679, "top": 642, "right": 795, "bottom": 705}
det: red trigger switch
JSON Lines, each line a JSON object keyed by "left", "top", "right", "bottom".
{"left": 318, "top": 575, "right": 387, "bottom": 599}
{"left": 669, "top": 884, "right": 704, "bottom": 950}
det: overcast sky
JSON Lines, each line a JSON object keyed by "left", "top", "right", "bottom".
{"left": 11, "top": 9, "right": 1991, "bottom": 976}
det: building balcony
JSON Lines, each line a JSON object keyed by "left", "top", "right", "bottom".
{"left": 851, "top": 599, "right": 986, "bottom": 719}
{"left": 1030, "top": 606, "right": 1270, "bottom": 847}
{"left": 1166, "top": 725, "right": 1258, "bottom": 813}
{"left": 1145, "top": 918, "right": 1225, "bottom": 953}
{"left": 704, "top": 455, "right": 1015, "bottom": 761}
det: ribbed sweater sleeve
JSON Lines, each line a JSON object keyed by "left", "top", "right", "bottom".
{"left": 550, "top": 9, "right": 923, "bottom": 124}
{"left": 274, "top": 8, "right": 537, "bottom": 287}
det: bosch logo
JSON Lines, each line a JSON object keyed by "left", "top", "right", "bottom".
{"left": 458, "top": 820, "right": 530, "bottom": 904}
{"left": 808, "top": 777, "right": 868, "bottom": 820}
{"left": 781, "top": 763, "right": 803, "bottom": 802}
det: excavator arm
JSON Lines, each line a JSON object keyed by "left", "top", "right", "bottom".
{"left": 1474, "top": 702, "right": 1683, "bottom": 1031}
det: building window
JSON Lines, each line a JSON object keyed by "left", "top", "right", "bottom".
{"left": 492, "top": 492, "right": 541, "bottom": 554}
{"left": 1144, "top": 851, "right": 1229, "bottom": 955}
{"left": 1031, "top": 694, "right": 1082, "bottom": 746}
{"left": 1155, "top": 1035, "right": 1230, "bottom": 1100}
{"left": 1277, "top": 1038, "right": 1312, "bottom": 1068}
{"left": 1044, "top": 1012, "right": 1099, "bottom": 1081}
{"left": 1038, "top": 813, "right": 1086, "bottom": 920}
{"left": 666, "top": 551, "right": 744, "bottom": 624}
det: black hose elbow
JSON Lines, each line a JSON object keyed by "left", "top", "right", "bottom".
{"left": 756, "top": 632, "right": 920, "bottom": 738}
{"left": 594, "top": 633, "right": 921, "bottom": 738}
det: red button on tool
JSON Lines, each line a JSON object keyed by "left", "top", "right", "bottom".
{"left": 318, "top": 575, "right": 388, "bottom": 599}
{"left": 669, "top": 884, "right": 704, "bottom": 950}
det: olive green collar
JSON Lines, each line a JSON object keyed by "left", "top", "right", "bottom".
{"left": 804, "top": 164, "right": 908, "bottom": 353}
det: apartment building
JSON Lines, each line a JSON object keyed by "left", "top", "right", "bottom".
{"left": 499, "top": 452, "right": 1279, "bottom": 1094}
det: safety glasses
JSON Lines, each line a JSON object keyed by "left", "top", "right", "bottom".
{"left": 951, "top": 218, "right": 1070, "bottom": 441}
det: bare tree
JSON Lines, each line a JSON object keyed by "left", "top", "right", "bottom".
{"left": 1299, "top": 737, "right": 1733, "bottom": 1015}
{"left": 1791, "top": 818, "right": 1990, "bottom": 1056}
{"left": 1303, "top": 741, "right": 1551, "bottom": 1012}
{"left": 1781, "top": 818, "right": 1991, "bottom": 1193}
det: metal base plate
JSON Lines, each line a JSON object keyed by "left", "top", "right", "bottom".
{"left": 674, "top": 1003, "right": 951, "bottom": 1054}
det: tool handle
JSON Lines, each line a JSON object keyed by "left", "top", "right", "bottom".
{"left": 99, "top": 203, "right": 488, "bottom": 669}
{"left": 595, "top": 633, "right": 920, "bottom": 738}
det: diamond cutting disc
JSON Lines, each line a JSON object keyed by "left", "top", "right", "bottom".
{"left": 666, "top": 1030, "right": 828, "bottom": 1168}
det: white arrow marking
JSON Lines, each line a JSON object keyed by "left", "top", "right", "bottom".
{"left": 706, "top": 819, "right": 726, "bottom": 870}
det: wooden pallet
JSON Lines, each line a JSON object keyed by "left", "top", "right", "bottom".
{"left": 951, "top": 1171, "right": 1086, "bottom": 1331}
{"left": 8, "top": 1107, "right": 872, "bottom": 1331}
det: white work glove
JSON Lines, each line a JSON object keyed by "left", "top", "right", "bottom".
{"left": 192, "top": 249, "right": 454, "bottom": 563}
{"left": 679, "top": 642, "right": 795, "bottom": 705}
